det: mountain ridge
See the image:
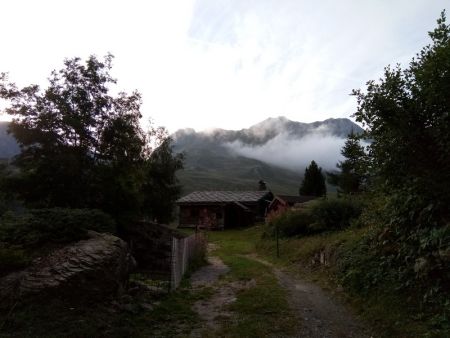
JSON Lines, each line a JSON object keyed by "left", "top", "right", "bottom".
{"left": 173, "top": 117, "right": 363, "bottom": 147}
{"left": 0, "top": 117, "right": 364, "bottom": 194}
{"left": 173, "top": 117, "right": 363, "bottom": 194}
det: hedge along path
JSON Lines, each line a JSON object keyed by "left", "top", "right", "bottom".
{"left": 245, "top": 254, "right": 371, "bottom": 338}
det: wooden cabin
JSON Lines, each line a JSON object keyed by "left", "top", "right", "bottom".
{"left": 177, "top": 191, "right": 273, "bottom": 230}
{"left": 266, "top": 195, "right": 317, "bottom": 218}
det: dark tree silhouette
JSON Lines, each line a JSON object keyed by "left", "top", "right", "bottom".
{"left": 299, "top": 160, "right": 326, "bottom": 197}
{"left": 0, "top": 55, "right": 183, "bottom": 223}
{"left": 142, "top": 136, "right": 183, "bottom": 223}
{"left": 353, "top": 11, "right": 450, "bottom": 226}
{"left": 328, "top": 131, "right": 367, "bottom": 194}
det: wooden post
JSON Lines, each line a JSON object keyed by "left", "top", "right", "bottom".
{"left": 276, "top": 224, "right": 280, "bottom": 258}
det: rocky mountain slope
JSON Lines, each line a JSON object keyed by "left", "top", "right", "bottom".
{"left": 173, "top": 117, "right": 363, "bottom": 194}
{"left": 0, "top": 118, "right": 364, "bottom": 194}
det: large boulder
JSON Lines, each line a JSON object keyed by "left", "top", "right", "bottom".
{"left": 0, "top": 231, "right": 134, "bottom": 306}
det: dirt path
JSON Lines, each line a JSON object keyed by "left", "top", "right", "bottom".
{"left": 245, "top": 254, "right": 371, "bottom": 338}
{"left": 188, "top": 243, "right": 370, "bottom": 338}
{"left": 189, "top": 245, "right": 234, "bottom": 336}
{"left": 190, "top": 255, "right": 234, "bottom": 331}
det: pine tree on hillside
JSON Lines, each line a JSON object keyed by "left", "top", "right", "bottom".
{"left": 328, "top": 131, "right": 368, "bottom": 194}
{"left": 299, "top": 160, "right": 326, "bottom": 197}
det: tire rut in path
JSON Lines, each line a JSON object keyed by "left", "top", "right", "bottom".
{"left": 245, "top": 254, "right": 371, "bottom": 338}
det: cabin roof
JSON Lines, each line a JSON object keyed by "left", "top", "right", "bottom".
{"left": 177, "top": 191, "right": 272, "bottom": 204}
{"left": 275, "top": 195, "right": 317, "bottom": 204}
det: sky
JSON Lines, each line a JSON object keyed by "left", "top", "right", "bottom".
{"left": 0, "top": 0, "right": 447, "bottom": 133}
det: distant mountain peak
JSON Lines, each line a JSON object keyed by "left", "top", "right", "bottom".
{"left": 172, "top": 116, "right": 365, "bottom": 194}
{"left": 261, "top": 116, "right": 289, "bottom": 123}
{"left": 172, "top": 117, "right": 363, "bottom": 151}
{"left": 250, "top": 116, "right": 289, "bottom": 129}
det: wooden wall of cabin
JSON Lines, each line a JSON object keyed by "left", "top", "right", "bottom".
{"left": 179, "top": 205, "right": 225, "bottom": 229}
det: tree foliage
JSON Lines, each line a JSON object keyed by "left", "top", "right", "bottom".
{"left": 346, "top": 11, "right": 450, "bottom": 314}
{"left": 0, "top": 55, "right": 183, "bottom": 223}
{"left": 142, "top": 137, "right": 183, "bottom": 223}
{"left": 299, "top": 160, "right": 326, "bottom": 197}
{"left": 328, "top": 132, "right": 368, "bottom": 194}
{"left": 0, "top": 208, "right": 115, "bottom": 247}
{"left": 353, "top": 11, "right": 450, "bottom": 227}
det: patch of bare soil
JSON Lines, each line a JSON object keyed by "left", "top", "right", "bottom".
{"left": 246, "top": 254, "right": 371, "bottom": 338}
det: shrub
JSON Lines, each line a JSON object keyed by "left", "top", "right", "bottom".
{"left": 265, "top": 210, "right": 315, "bottom": 238}
{"left": 0, "top": 244, "right": 31, "bottom": 276}
{"left": 310, "top": 198, "right": 363, "bottom": 231}
{"left": 0, "top": 208, "right": 116, "bottom": 247}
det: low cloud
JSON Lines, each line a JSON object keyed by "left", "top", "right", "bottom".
{"left": 225, "top": 132, "right": 345, "bottom": 172}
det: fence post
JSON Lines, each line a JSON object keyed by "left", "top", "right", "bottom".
{"left": 276, "top": 224, "right": 280, "bottom": 258}
{"left": 171, "top": 237, "right": 178, "bottom": 291}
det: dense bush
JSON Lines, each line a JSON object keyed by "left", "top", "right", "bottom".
{"left": 347, "top": 12, "right": 450, "bottom": 324}
{"left": 333, "top": 223, "right": 450, "bottom": 333}
{"left": 265, "top": 210, "right": 315, "bottom": 238}
{"left": 310, "top": 198, "right": 362, "bottom": 231}
{"left": 264, "top": 198, "right": 363, "bottom": 238}
{"left": 0, "top": 208, "right": 116, "bottom": 247}
{"left": 0, "top": 244, "right": 31, "bottom": 276}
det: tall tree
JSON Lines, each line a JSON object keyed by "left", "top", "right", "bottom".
{"left": 0, "top": 55, "right": 183, "bottom": 223}
{"left": 346, "top": 11, "right": 450, "bottom": 308}
{"left": 299, "top": 160, "right": 326, "bottom": 197}
{"left": 353, "top": 11, "right": 450, "bottom": 226}
{"left": 328, "top": 131, "right": 368, "bottom": 194}
{"left": 142, "top": 135, "right": 184, "bottom": 224}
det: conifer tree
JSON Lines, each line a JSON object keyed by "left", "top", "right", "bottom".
{"left": 328, "top": 132, "right": 367, "bottom": 194}
{"left": 299, "top": 160, "right": 326, "bottom": 197}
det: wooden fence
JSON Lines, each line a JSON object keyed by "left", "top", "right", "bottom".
{"left": 170, "top": 232, "right": 206, "bottom": 290}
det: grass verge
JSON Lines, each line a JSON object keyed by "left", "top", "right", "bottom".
{"left": 254, "top": 225, "right": 447, "bottom": 337}
{"left": 206, "top": 228, "right": 300, "bottom": 337}
{"left": 0, "top": 273, "right": 210, "bottom": 337}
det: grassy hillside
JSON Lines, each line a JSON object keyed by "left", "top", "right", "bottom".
{"left": 173, "top": 117, "right": 358, "bottom": 195}
{"left": 177, "top": 150, "right": 303, "bottom": 195}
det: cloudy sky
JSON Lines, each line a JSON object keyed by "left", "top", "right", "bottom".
{"left": 0, "top": 0, "right": 447, "bottom": 132}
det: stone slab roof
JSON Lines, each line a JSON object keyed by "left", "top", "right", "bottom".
{"left": 177, "top": 191, "right": 272, "bottom": 204}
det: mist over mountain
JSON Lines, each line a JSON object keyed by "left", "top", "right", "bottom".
{"left": 0, "top": 117, "right": 364, "bottom": 194}
{"left": 174, "top": 117, "right": 362, "bottom": 148}
{"left": 173, "top": 117, "right": 363, "bottom": 194}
